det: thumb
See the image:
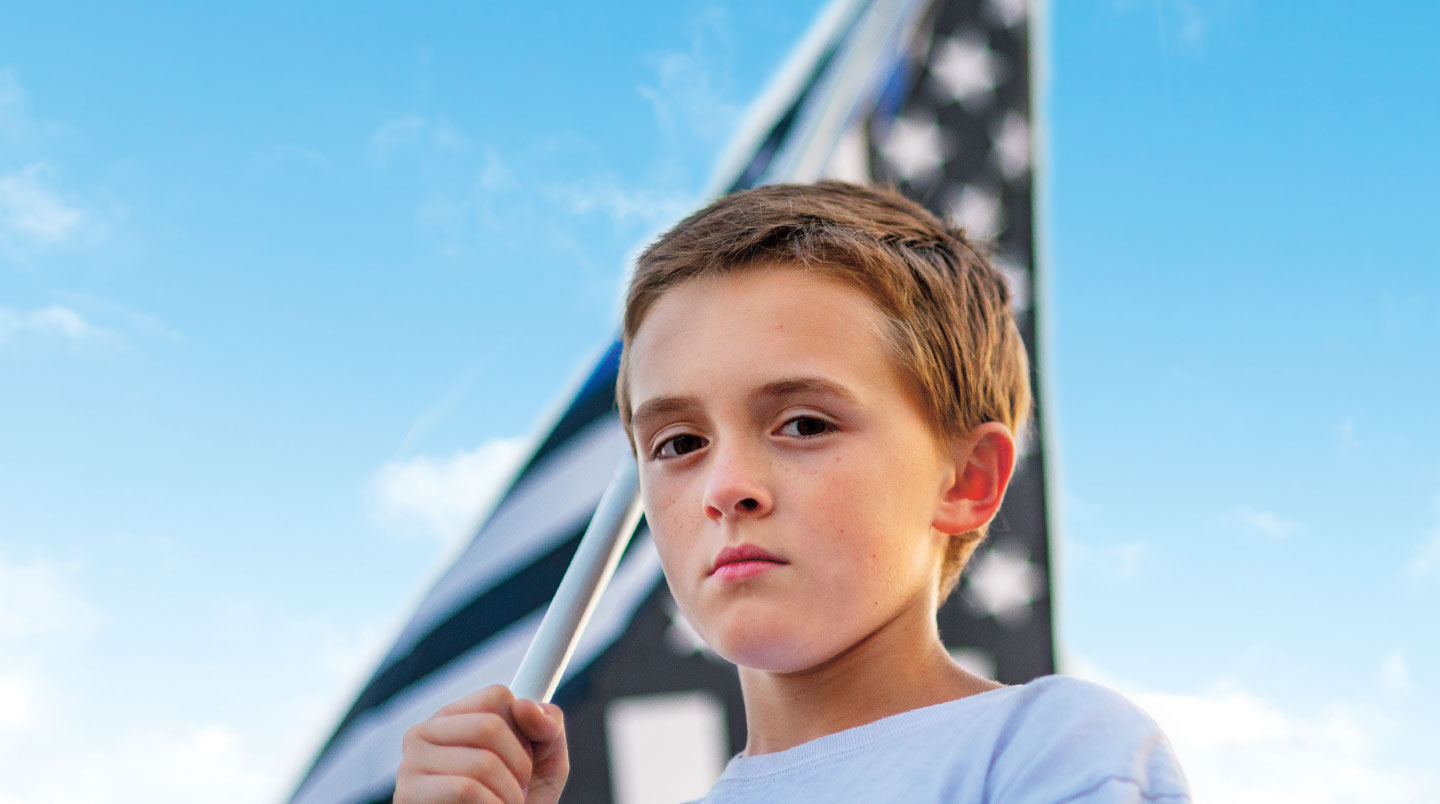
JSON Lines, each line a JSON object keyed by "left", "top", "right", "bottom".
{"left": 513, "top": 700, "right": 569, "bottom": 804}
{"left": 512, "top": 698, "right": 563, "bottom": 743}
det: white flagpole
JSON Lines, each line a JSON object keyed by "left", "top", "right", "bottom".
{"left": 509, "top": 458, "right": 644, "bottom": 703}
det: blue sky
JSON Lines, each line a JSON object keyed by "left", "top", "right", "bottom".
{"left": 1, "top": 1, "right": 1437, "bottom": 801}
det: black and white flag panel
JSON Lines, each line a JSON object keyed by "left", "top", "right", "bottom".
{"left": 288, "top": 1, "right": 1052, "bottom": 802}
{"left": 861, "top": 0, "right": 1054, "bottom": 685}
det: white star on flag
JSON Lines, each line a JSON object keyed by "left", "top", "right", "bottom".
{"left": 988, "top": 0, "right": 1028, "bottom": 28}
{"left": 664, "top": 596, "right": 719, "bottom": 659}
{"left": 964, "top": 547, "right": 1043, "bottom": 624}
{"left": 995, "top": 255, "right": 1031, "bottom": 313}
{"left": 992, "top": 111, "right": 1030, "bottom": 179}
{"left": 949, "top": 647, "right": 997, "bottom": 680}
{"left": 880, "top": 116, "right": 949, "bottom": 181}
{"left": 824, "top": 125, "right": 872, "bottom": 183}
{"left": 930, "top": 33, "right": 1002, "bottom": 107}
{"left": 951, "top": 184, "right": 1003, "bottom": 238}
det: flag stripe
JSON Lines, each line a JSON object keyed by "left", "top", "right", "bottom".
{"left": 514, "top": 340, "right": 622, "bottom": 476}
{"left": 323, "top": 521, "right": 586, "bottom": 746}
{"left": 384, "top": 417, "right": 629, "bottom": 662}
{"left": 292, "top": 538, "right": 665, "bottom": 804}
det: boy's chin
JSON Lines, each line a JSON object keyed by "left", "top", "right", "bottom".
{"left": 707, "top": 618, "right": 836, "bottom": 675}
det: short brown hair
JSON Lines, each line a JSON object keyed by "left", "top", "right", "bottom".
{"left": 617, "top": 180, "right": 1031, "bottom": 601}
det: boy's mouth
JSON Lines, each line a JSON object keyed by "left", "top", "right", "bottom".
{"left": 709, "top": 543, "right": 787, "bottom": 576}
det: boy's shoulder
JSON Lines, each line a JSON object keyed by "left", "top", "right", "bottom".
{"left": 983, "top": 675, "right": 1191, "bottom": 802}
{"left": 694, "top": 676, "right": 1191, "bottom": 803}
{"left": 998, "top": 674, "right": 1161, "bottom": 729}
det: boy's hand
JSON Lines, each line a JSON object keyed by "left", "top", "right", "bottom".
{"left": 396, "top": 684, "right": 568, "bottom": 804}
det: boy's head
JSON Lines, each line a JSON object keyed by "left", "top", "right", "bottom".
{"left": 618, "top": 180, "right": 1031, "bottom": 605}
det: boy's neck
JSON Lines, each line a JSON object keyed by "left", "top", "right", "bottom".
{"left": 735, "top": 595, "right": 1002, "bottom": 757}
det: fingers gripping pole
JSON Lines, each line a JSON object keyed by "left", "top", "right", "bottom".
{"left": 510, "top": 458, "right": 643, "bottom": 703}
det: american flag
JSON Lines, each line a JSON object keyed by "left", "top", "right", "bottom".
{"left": 287, "top": 1, "right": 1052, "bottom": 802}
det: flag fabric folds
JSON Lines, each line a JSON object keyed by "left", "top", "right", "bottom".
{"left": 288, "top": 1, "right": 1051, "bottom": 801}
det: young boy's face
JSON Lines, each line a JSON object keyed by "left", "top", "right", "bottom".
{"left": 625, "top": 265, "right": 958, "bottom": 674}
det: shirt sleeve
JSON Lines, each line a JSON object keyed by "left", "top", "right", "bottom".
{"left": 1052, "top": 773, "right": 1193, "bottom": 803}
{"left": 981, "top": 676, "right": 1192, "bottom": 804}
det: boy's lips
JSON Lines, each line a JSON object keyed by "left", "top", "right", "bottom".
{"left": 709, "top": 543, "right": 788, "bottom": 576}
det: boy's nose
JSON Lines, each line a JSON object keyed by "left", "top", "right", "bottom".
{"left": 701, "top": 443, "right": 773, "bottom": 522}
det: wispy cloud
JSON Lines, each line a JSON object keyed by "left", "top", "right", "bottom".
{"left": 1112, "top": 0, "right": 1208, "bottom": 48}
{"left": 370, "top": 437, "right": 529, "bottom": 550}
{"left": 0, "top": 703, "right": 293, "bottom": 804}
{"left": 0, "top": 163, "right": 86, "bottom": 247}
{"left": 0, "top": 304, "right": 114, "bottom": 348}
{"left": 57, "top": 294, "right": 180, "bottom": 342}
{"left": 638, "top": 5, "right": 742, "bottom": 147}
{"left": 0, "top": 553, "right": 98, "bottom": 639}
{"left": 1406, "top": 495, "right": 1440, "bottom": 578}
{"left": 1380, "top": 650, "right": 1412, "bottom": 696}
{"left": 478, "top": 147, "right": 515, "bottom": 193}
{"left": 1409, "top": 532, "right": 1440, "bottom": 577}
{"left": 370, "top": 114, "right": 467, "bottom": 162}
{"left": 542, "top": 176, "right": 693, "bottom": 229}
{"left": 532, "top": 6, "right": 742, "bottom": 235}
{"left": 0, "top": 67, "right": 68, "bottom": 144}
{"left": 0, "top": 669, "right": 37, "bottom": 728}
{"left": 1223, "top": 507, "right": 1299, "bottom": 538}
{"left": 373, "top": 6, "right": 741, "bottom": 260}
{"left": 1065, "top": 536, "right": 1147, "bottom": 581}
{"left": 0, "top": 72, "right": 115, "bottom": 263}
{"left": 0, "top": 542, "right": 399, "bottom": 804}
{"left": 0, "top": 67, "right": 27, "bottom": 140}
{"left": 1072, "top": 661, "right": 1435, "bottom": 803}
{"left": 1336, "top": 418, "right": 1359, "bottom": 456}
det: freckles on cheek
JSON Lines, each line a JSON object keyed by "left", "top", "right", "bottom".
{"left": 645, "top": 480, "right": 694, "bottom": 561}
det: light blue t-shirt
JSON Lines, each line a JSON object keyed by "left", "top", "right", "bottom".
{"left": 689, "top": 675, "right": 1190, "bottom": 803}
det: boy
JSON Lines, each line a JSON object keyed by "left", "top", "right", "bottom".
{"left": 395, "top": 181, "right": 1190, "bottom": 803}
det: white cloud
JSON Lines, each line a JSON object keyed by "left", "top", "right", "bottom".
{"left": 0, "top": 67, "right": 68, "bottom": 144}
{"left": 371, "top": 437, "right": 529, "bottom": 549}
{"left": 61, "top": 294, "right": 180, "bottom": 342}
{"left": 371, "top": 115, "right": 467, "bottom": 161}
{"left": 371, "top": 114, "right": 428, "bottom": 156}
{"left": 0, "top": 722, "right": 279, "bottom": 804}
{"left": 1070, "top": 664, "right": 1434, "bottom": 803}
{"left": 638, "top": 6, "right": 741, "bottom": 146}
{"left": 0, "top": 671, "right": 36, "bottom": 728}
{"left": 0, "top": 67, "right": 27, "bottom": 140}
{"left": 1336, "top": 418, "right": 1359, "bottom": 455}
{"left": 1175, "top": 0, "right": 1206, "bottom": 42}
{"left": 1410, "top": 531, "right": 1440, "bottom": 577}
{"left": 543, "top": 177, "right": 692, "bottom": 229}
{"left": 0, "top": 73, "right": 113, "bottom": 262}
{"left": 1114, "top": 0, "right": 1208, "bottom": 49}
{"left": 1066, "top": 537, "right": 1146, "bottom": 581}
{"left": 0, "top": 163, "right": 85, "bottom": 247}
{"left": 1407, "top": 495, "right": 1440, "bottom": 578}
{"left": 0, "top": 304, "right": 115, "bottom": 348}
{"left": 478, "top": 147, "right": 515, "bottom": 193}
{"left": 0, "top": 552, "right": 392, "bottom": 804}
{"left": 0, "top": 554, "right": 97, "bottom": 639}
{"left": 1380, "top": 651, "right": 1412, "bottom": 696}
{"left": 1223, "top": 507, "right": 1299, "bottom": 538}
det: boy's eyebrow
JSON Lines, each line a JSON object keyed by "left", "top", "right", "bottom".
{"left": 631, "top": 377, "right": 860, "bottom": 434}
{"left": 752, "top": 376, "right": 859, "bottom": 405}
{"left": 630, "top": 395, "right": 701, "bottom": 436}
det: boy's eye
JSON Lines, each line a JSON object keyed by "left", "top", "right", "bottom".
{"left": 655, "top": 433, "right": 707, "bottom": 459}
{"left": 777, "top": 416, "right": 832, "bottom": 438}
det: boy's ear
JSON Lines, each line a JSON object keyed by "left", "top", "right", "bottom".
{"left": 933, "top": 422, "right": 1017, "bottom": 536}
